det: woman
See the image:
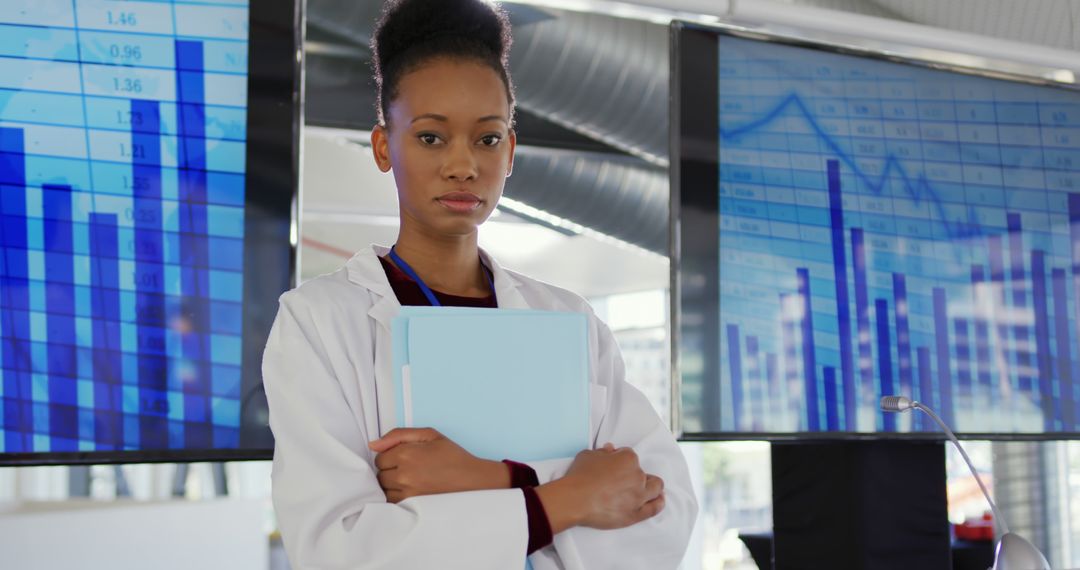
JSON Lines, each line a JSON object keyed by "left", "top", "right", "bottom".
{"left": 261, "top": 0, "right": 697, "bottom": 567}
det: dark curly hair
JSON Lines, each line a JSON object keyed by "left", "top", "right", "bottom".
{"left": 371, "top": 0, "right": 516, "bottom": 127}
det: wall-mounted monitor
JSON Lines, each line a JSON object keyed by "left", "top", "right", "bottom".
{"left": 0, "top": 0, "right": 299, "bottom": 465}
{"left": 672, "top": 22, "right": 1080, "bottom": 439}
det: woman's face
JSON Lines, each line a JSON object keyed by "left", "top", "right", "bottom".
{"left": 372, "top": 57, "right": 516, "bottom": 239}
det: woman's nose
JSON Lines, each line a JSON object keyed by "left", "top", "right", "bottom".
{"left": 442, "top": 140, "right": 478, "bottom": 181}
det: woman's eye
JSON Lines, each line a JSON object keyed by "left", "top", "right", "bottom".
{"left": 480, "top": 135, "right": 502, "bottom": 147}
{"left": 418, "top": 134, "right": 441, "bottom": 145}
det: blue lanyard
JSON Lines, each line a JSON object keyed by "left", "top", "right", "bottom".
{"left": 388, "top": 246, "right": 495, "bottom": 307}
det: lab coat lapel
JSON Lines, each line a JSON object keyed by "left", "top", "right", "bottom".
{"left": 346, "top": 245, "right": 401, "bottom": 436}
{"left": 345, "top": 243, "right": 400, "bottom": 327}
{"left": 480, "top": 248, "right": 531, "bottom": 310}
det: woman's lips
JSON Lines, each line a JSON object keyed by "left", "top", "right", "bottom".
{"left": 436, "top": 192, "right": 482, "bottom": 213}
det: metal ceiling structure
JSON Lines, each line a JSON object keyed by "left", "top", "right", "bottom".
{"left": 303, "top": 0, "right": 1080, "bottom": 256}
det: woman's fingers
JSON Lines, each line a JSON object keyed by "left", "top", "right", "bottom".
{"left": 635, "top": 492, "right": 666, "bottom": 523}
{"left": 373, "top": 450, "right": 394, "bottom": 470}
{"left": 376, "top": 467, "right": 399, "bottom": 490}
{"left": 644, "top": 474, "right": 664, "bottom": 500}
{"left": 368, "top": 427, "right": 443, "bottom": 453}
{"left": 617, "top": 475, "right": 665, "bottom": 526}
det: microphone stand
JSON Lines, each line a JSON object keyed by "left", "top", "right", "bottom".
{"left": 880, "top": 396, "right": 1050, "bottom": 570}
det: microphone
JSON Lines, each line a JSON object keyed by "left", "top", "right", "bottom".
{"left": 880, "top": 396, "right": 1050, "bottom": 570}
{"left": 880, "top": 395, "right": 914, "bottom": 412}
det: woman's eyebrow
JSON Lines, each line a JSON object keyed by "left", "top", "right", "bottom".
{"left": 410, "top": 113, "right": 507, "bottom": 125}
{"left": 411, "top": 113, "right": 447, "bottom": 124}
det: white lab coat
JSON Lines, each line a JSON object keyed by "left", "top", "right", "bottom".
{"left": 262, "top": 244, "right": 698, "bottom": 570}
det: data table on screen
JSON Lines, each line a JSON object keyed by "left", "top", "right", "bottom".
{"left": 0, "top": 0, "right": 251, "bottom": 454}
{"left": 716, "top": 36, "right": 1080, "bottom": 434}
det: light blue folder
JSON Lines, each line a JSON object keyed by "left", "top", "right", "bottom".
{"left": 391, "top": 307, "right": 590, "bottom": 569}
{"left": 391, "top": 307, "right": 591, "bottom": 462}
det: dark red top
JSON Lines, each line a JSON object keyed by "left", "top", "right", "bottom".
{"left": 378, "top": 255, "right": 553, "bottom": 555}
{"left": 379, "top": 256, "right": 497, "bottom": 307}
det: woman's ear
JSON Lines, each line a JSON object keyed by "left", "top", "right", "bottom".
{"left": 371, "top": 124, "right": 392, "bottom": 173}
{"left": 505, "top": 128, "right": 516, "bottom": 178}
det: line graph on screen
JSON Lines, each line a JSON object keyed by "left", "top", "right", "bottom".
{"left": 716, "top": 36, "right": 1080, "bottom": 434}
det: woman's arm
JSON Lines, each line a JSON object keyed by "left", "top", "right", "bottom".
{"left": 367, "top": 427, "right": 513, "bottom": 502}
{"left": 366, "top": 427, "right": 667, "bottom": 536}
{"left": 465, "top": 315, "right": 697, "bottom": 568}
{"left": 524, "top": 317, "right": 699, "bottom": 569}
{"left": 363, "top": 314, "right": 697, "bottom": 569}
{"left": 264, "top": 294, "right": 530, "bottom": 569}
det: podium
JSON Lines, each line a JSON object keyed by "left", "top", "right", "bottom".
{"left": 771, "top": 441, "right": 951, "bottom": 570}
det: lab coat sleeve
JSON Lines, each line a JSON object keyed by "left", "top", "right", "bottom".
{"left": 263, "top": 293, "right": 530, "bottom": 569}
{"left": 523, "top": 318, "right": 698, "bottom": 570}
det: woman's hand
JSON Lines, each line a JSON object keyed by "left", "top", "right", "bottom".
{"left": 536, "top": 444, "right": 665, "bottom": 533}
{"left": 369, "top": 428, "right": 510, "bottom": 503}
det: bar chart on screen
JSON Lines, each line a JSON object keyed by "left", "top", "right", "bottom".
{"left": 716, "top": 35, "right": 1080, "bottom": 434}
{"left": 0, "top": 0, "right": 250, "bottom": 453}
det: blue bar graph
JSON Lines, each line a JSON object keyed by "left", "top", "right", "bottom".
{"left": 970, "top": 266, "right": 994, "bottom": 406}
{"left": 932, "top": 289, "right": 955, "bottom": 427}
{"left": 719, "top": 154, "right": 1080, "bottom": 433}
{"left": 823, "top": 366, "right": 839, "bottom": 430}
{"left": 917, "top": 348, "right": 933, "bottom": 432}
{"left": 177, "top": 40, "right": 215, "bottom": 448}
{"left": 1068, "top": 195, "right": 1080, "bottom": 430}
{"left": 715, "top": 33, "right": 1080, "bottom": 434}
{"left": 851, "top": 228, "right": 874, "bottom": 413}
{"left": 765, "top": 353, "right": 779, "bottom": 422}
{"left": 726, "top": 324, "right": 744, "bottom": 430}
{"left": 797, "top": 268, "right": 820, "bottom": 431}
{"left": 43, "top": 184, "right": 78, "bottom": 451}
{"left": 779, "top": 293, "right": 799, "bottom": 425}
{"left": 986, "top": 235, "right": 1017, "bottom": 413}
{"left": 746, "top": 336, "right": 760, "bottom": 426}
{"left": 1069, "top": 194, "right": 1080, "bottom": 351}
{"left": 719, "top": 157, "right": 1080, "bottom": 433}
{"left": 892, "top": 274, "right": 912, "bottom": 401}
{"left": 131, "top": 98, "right": 167, "bottom": 450}
{"left": 874, "top": 300, "right": 895, "bottom": 432}
{"left": 827, "top": 160, "right": 856, "bottom": 430}
{"left": 1031, "top": 251, "right": 1054, "bottom": 431}
{"left": 1, "top": 127, "right": 30, "bottom": 451}
{"left": 1006, "top": 214, "right": 1033, "bottom": 394}
{"left": 780, "top": 295, "right": 798, "bottom": 369}
{"left": 1052, "top": 269, "right": 1075, "bottom": 431}
{"left": 90, "top": 213, "right": 123, "bottom": 449}
{"left": 953, "top": 318, "right": 972, "bottom": 404}
{"left": 720, "top": 151, "right": 1080, "bottom": 433}
{"left": 0, "top": 2, "right": 251, "bottom": 453}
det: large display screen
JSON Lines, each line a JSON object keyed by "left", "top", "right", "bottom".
{"left": 0, "top": 0, "right": 297, "bottom": 463}
{"left": 674, "top": 23, "right": 1080, "bottom": 438}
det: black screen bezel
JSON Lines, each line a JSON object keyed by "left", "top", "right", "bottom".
{"left": 672, "top": 21, "right": 1080, "bottom": 441}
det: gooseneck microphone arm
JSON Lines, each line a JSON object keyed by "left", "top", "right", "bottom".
{"left": 880, "top": 395, "right": 1009, "bottom": 535}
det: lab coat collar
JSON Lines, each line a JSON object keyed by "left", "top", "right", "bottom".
{"left": 344, "top": 244, "right": 531, "bottom": 327}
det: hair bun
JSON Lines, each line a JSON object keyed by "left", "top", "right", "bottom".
{"left": 370, "top": 0, "right": 516, "bottom": 126}
{"left": 373, "top": 0, "right": 511, "bottom": 70}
